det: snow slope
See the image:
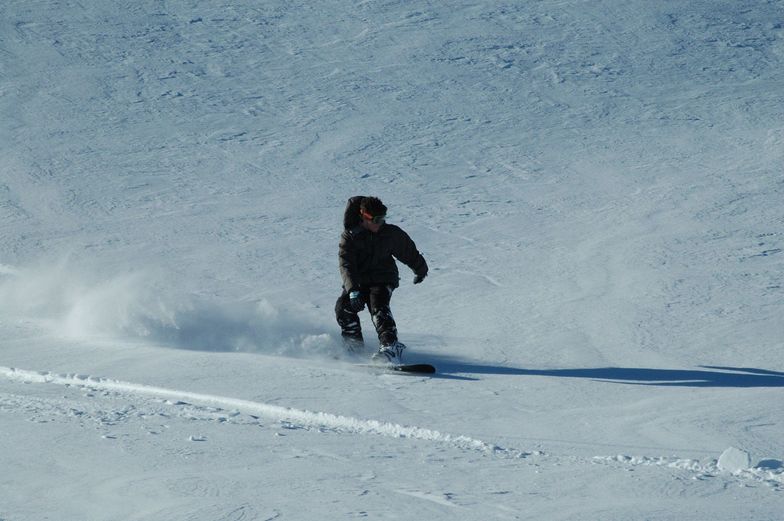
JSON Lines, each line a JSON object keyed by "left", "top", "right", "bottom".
{"left": 1, "top": 0, "right": 783, "bottom": 519}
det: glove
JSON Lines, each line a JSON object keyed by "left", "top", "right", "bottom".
{"left": 348, "top": 290, "right": 365, "bottom": 312}
{"left": 413, "top": 272, "right": 427, "bottom": 285}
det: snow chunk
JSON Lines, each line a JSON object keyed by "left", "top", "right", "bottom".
{"left": 717, "top": 447, "right": 750, "bottom": 474}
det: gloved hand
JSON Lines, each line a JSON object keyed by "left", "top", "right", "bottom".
{"left": 413, "top": 272, "right": 427, "bottom": 284}
{"left": 348, "top": 290, "right": 365, "bottom": 312}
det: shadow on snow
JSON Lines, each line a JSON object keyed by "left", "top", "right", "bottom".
{"left": 416, "top": 355, "right": 784, "bottom": 388}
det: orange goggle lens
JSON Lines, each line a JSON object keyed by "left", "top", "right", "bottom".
{"left": 361, "top": 210, "right": 386, "bottom": 224}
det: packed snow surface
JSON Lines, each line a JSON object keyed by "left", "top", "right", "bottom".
{"left": 1, "top": 0, "right": 783, "bottom": 519}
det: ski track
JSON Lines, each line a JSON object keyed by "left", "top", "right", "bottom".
{"left": 2, "top": 365, "right": 782, "bottom": 492}
{"left": 0, "top": 365, "right": 499, "bottom": 453}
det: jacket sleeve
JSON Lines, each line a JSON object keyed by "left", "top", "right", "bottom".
{"left": 392, "top": 227, "right": 428, "bottom": 278}
{"left": 338, "top": 230, "right": 360, "bottom": 292}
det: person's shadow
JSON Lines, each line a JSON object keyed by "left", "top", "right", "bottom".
{"left": 408, "top": 354, "right": 784, "bottom": 387}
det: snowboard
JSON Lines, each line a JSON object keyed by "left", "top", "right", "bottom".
{"left": 356, "top": 362, "right": 436, "bottom": 374}
{"left": 387, "top": 363, "right": 436, "bottom": 374}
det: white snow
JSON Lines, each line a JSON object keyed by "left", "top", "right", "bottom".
{"left": 2, "top": 0, "right": 783, "bottom": 519}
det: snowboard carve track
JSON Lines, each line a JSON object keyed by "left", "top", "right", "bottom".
{"left": 0, "top": 366, "right": 498, "bottom": 453}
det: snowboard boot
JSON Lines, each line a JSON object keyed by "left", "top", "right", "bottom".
{"left": 372, "top": 341, "right": 406, "bottom": 365}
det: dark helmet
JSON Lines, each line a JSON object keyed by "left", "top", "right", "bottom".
{"left": 360, "top": 197, "right": 387, "bottom": 219}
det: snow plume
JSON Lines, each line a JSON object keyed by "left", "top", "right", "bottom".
{"left": 137, "top": 298, "right": 338, "bottom": 358}
{"left": 0, "top": 258, "right": 336, "bottom": 357}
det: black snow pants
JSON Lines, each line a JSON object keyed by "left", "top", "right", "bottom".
{"left": 335, "top": 285, "right": 398, "bottom": 346}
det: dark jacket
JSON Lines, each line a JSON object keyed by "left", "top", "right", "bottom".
{"left": 339, "top": 197, "right": 428, "bottom": 292}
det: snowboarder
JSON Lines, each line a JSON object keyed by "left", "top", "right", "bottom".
{"left": 336, "top": 196, "right": 428, "bottom": 363}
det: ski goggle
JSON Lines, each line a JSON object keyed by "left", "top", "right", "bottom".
{"left": 360, "top": 210, "right": 386, "bottom": 224}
